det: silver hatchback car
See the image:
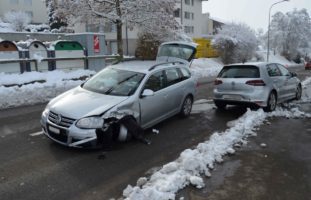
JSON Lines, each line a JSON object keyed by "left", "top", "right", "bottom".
{"left": 213, "top": 62, "right": 302, "bottom": 111}
{"left": 41, "top": 60, "right": 196, "bottom": 147}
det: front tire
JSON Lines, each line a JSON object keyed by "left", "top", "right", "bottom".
{"left": 264, "top": 91, "right": 277, "bottom": 112}
{"left": 180, "top": 95, "right": 193, "bottom": 118}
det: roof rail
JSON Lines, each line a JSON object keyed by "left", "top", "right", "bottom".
{"left": 148, "top": 61, "right": 184, "bottom": 71}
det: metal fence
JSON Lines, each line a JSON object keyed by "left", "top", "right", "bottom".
{"left": 0, "top": 55, "right": 125, "bottom": 73}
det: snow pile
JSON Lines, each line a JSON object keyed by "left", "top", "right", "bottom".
{"left": 0, "top": 70, "right": 95, "bottom": 86}
{"left": 122, "top": 109, "right": 267, "bottom": 200}
{"left": 0, "top": 70, "right": 95, "bottom": 109}
{"left": 122, "top": 102, "right": 311, "bottom": 200}
{"left": 190, "top": 58, "right": 223, "bottom": 78}
{"left": 302, "top": 77, "right": 311, "bottom": 86}
{"left": 257, "top": 51, "right": 297, "bottom": 67}
{"left": 0, "top": 22, "right": 14, "bottom": 32}
{"left": 268, "top": 107, "right": 311, "bottom": 118}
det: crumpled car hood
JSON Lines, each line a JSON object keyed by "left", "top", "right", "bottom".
{"left": 49, "top": 86, "right": 128, "bottom": 119}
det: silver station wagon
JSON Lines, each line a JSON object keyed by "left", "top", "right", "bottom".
{"left": 41, "top": 42, "right": 197, "bottom": 147}
{"left": 213, "top": 62, "right": 302, "bottom": 111}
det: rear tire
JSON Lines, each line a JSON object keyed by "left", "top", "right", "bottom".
{"left": 264, "top": 92, "right": 277, "bottom": 112}
{"left": 215, "top": 101, "right": 226, "bottom": 110}
{"left": 180, "top": 95, "right": 193, "bottom": 118}
{"left": 295, "top": 85, "right": 302, "bottom": 100}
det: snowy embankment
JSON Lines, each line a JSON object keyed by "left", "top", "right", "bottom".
{"left": 0, "top": 70, "right": 95, "bottom": 109}
{"left": 123, "top": 106, "right": 311, "bottom": 200}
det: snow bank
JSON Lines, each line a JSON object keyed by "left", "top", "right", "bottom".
{"left": 302, "top": 76, "right": 311, "bottom": 86}
{"left": 0, "top": 22, "right": 14, "bottom": 32}
{"left": 0, "top": 70, "right": 95, "bottom": 86}
{"left": 123, "top": 104, "right": 311, "bottom": 200}
{"left": 122, "top": 109, "right": 267, "bottom": 200}
{"left": 0, "top": 70, "right": 95, "bottom": 109}
{"left": 190, "top": 58, "right": 223, "bottom": 78}
{"left": 257, "top": 51, "right": 297, "bottom": 67}
{"left": 0, "top": 80, "right": 82, "bottom": 109}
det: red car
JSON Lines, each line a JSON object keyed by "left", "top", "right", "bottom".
{"left": 305, "top": 61, "right": 311, "bottom": 70}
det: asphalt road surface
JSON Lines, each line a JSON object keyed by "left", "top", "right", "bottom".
{"left": 0, "top": 65, "right": 310, "bottom": 200}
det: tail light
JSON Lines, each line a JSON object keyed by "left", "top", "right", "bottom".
{"left": 245, "top": 80, "right": 266, "bottom": 86}
{"left": 214, "top": 79, "right": 223, "bottom": 85}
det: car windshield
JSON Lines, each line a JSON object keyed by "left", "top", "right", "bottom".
{"left": 157, "top": 43, "right": 195, "bottom": 61}
{"left": 82, "top": 68, "right": 145, "bottom": 96}
{"left": 218, "top": 65, "right": 260, "bottom": 78}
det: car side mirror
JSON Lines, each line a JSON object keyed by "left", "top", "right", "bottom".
{"left": 141, "top": 89, "right": 154, "bottom": 98}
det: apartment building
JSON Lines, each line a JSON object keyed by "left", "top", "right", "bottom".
{"left": 0, "top": 0, "right": 48, "bottom": 24}
{"left": 78, "top": 0, "right": 210, "bottom": 55}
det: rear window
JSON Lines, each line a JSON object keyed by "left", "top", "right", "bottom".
{"left": 218, "top": 65, "right": 260, "bottom": 78}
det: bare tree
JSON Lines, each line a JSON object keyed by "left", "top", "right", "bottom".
{"left": 59, "top": 0, "right": 178, "bottom": 58}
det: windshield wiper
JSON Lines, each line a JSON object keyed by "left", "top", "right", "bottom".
{"left": 104, "top": 74, "right": 138, "bottom": 95}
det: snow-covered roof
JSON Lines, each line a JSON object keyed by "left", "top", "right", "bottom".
{"left": 209, "top": 16, "right": 227, "bottom": 25}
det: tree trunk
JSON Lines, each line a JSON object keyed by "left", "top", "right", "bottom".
{"left": 115, "top": 0, "right": 123, "bottom": 58}
{"left": 116, "top": 20, "right": 123, "bottom": 58}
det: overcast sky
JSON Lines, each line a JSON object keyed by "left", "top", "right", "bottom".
{"left": 202, "top": 0, "right": 311, "bottom": 31}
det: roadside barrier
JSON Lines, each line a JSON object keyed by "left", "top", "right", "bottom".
{"left": 0, "top": 55, "right": 122, "bottom": 73}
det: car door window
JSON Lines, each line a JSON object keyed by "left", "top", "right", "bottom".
{"left": 267, "top": 64, "right": 281, "bottom": 77}
{"left": 277, "top": 64, "right": 290, "bottom": 76}
{"left": 144, "top": 71, "right": 165, "bottom": 92}
{"left": 165, "top": 68, "right": 181, "bottom": 86}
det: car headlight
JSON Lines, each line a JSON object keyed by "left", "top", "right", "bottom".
{"left": 76, "top": 117, "right": 104, "bottom": 129}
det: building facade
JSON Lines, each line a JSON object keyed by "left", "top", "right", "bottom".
{"left": 0, "top": 0, "right": 48, "bottom": 24}
{"left": 78, "top": 0, "right": 210, "bottom": 55}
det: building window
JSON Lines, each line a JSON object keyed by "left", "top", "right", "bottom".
{"left": 184, "top": 11, "right": 190, "bottom": 19}
{"left": 174, "top": 8, "right": 180, "bottom": 18}
{"left": 185, "top": 0, "right": 194, "bottom": 6}
{"left": 184, "top": 12, "right": 194, "bottom": 20}
{"left": 10, "top": 0, "right": 19, "bottom": 4}
{"left": 184, "top": 26, "right": 194, "bottom": 34}
{"left": 24, "top": 0, "right": 32, "bottom": 6}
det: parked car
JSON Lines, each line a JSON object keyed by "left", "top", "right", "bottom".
{"left": 41, "top": 42, "right": 197, "bottom": 148}
{"left": 305, "top": 61, "right": 311, "bottom": 70}
{"left": 213, "top": 62, "right": 302, "bottom": 111}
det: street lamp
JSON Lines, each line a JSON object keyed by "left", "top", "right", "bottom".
{"left": 267, "top": 0, "right": 289, "bottom": 62}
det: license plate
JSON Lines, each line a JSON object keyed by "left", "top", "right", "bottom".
{"left": 49, "top": 126, "right": 60, "bottom": 134}
{"left": 223, "top": 95, "right": 241, "bottom": 101}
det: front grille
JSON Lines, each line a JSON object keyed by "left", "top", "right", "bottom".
{"left": 48, "top": 111, "right": 76, "bottom": 128}
{"left": 47, "top": 125, "right": 68, "bottom": 143}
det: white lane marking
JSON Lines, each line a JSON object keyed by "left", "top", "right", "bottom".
{"left": 30, "top": 131, "right": 43, "bottom": 137}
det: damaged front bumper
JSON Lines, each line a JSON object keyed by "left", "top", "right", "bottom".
{"left": 41, "top": 116, "right": 99, "bottom": 148}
